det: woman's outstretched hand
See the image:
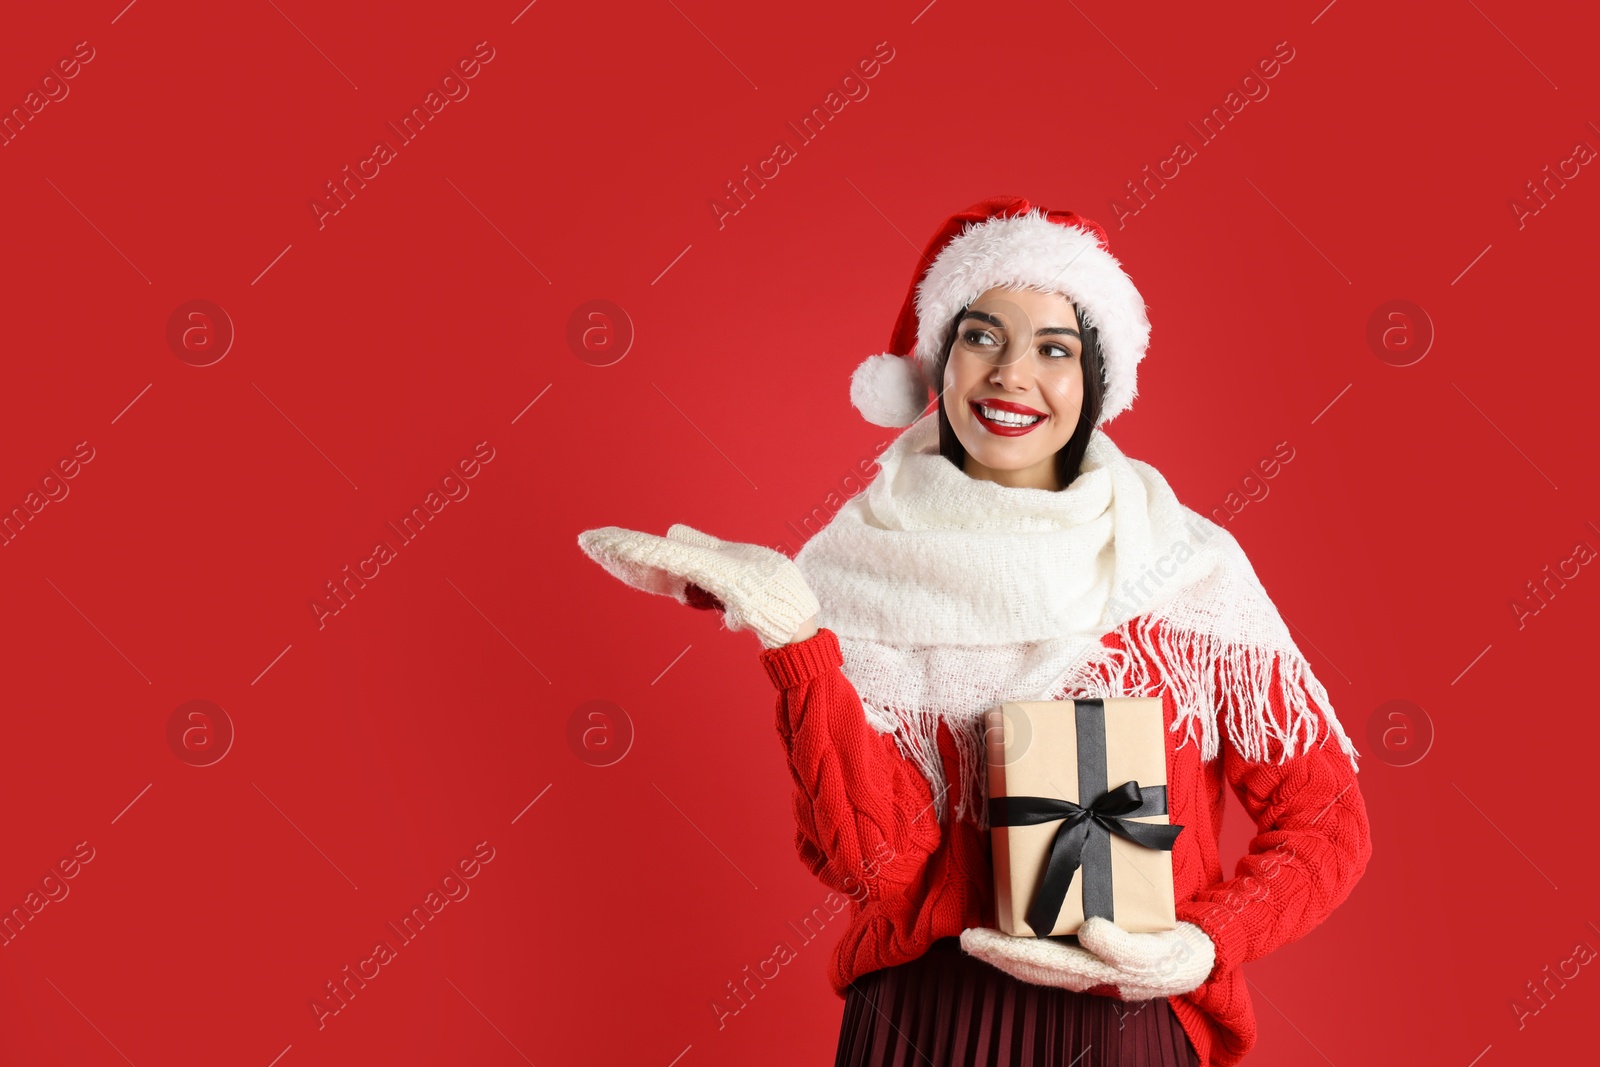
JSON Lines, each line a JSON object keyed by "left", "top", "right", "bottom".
{"left": 959, "top": 917, "right": 1215, "bottom": 1000}
{"left": 576, "top": 523, "right": 820, "bottom": 648}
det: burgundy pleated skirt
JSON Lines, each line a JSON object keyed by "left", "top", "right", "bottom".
{"left": 835, "top": 937, "right": 1199, "bottom": 1067}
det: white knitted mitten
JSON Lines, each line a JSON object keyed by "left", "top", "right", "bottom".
{"left": 576, "top": 523, "right": 820, "bottom": 649}
{"left": 959, "top": 927, "right": 1126, "bottom": 992}
{"left": 960, "top": 918, "right": 1215, "bottom": 1001}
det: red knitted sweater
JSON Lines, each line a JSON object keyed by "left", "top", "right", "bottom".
{"left": 758, "top": 623, "right": 1372, "bottom": 1067}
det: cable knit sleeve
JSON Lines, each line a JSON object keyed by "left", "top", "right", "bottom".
{"left": 1174, "top": 652, "right": 1374, "bottom": 984}
{"left": 758, "top": 627, "right": 944, "bottom": 900}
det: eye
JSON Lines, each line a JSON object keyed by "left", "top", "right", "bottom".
{"left": 963, "top": 328, "right": 1000, "bottom": 348}
{"left": 1041, "top": 342, "right": 1077, "bottom": 359}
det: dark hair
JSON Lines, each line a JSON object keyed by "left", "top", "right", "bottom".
{"left": 936, "top": 299, "right": 1105, "bottom": 489}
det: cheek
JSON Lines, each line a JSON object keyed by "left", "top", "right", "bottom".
{"left": 944, "top": 354, "right": 978, "bottom": 397}
{"left": 1044, "top": 368, "right": 1084, "bottom": 408}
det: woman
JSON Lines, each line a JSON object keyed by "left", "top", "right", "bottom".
{"left": 578, "top": 197, "right": 1373, "bottom": 1066}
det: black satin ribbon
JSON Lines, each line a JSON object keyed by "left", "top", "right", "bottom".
{"left": 989, "top": 699, "right": 1185, "bottom": 936}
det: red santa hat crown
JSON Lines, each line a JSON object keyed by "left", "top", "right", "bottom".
{"left": 849, "top": 196, "right": 1151, "bottom": 428}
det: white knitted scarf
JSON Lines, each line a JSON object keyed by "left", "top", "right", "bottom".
{"left": 792, "top": 411, "right": 1360, "bottom": 828}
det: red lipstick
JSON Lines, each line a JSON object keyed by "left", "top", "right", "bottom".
{"left": 970, "top": 398, "right": 1047, "bottom": 437}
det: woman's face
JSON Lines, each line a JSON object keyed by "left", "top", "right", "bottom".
{"left": 941, "top": 286, "right": 1084, "bottom": 491}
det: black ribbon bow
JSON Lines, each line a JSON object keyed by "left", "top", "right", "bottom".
{"left": 989, "top": 699, "right": 1185, "bottom": 937}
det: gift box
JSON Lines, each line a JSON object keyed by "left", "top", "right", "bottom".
{"left": 985, "top": 697, "right": 1184, "bottom": 937}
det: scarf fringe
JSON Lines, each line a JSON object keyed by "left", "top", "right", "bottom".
{"left": 867, "top": 616, "right": 1362, "bottom": 831}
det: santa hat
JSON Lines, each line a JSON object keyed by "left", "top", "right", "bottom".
{"left": 849, "top": 196, "right": 1151, "bottom": 428}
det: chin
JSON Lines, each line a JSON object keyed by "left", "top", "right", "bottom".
{"left": 958, "top": 424, "right": 1067, "bottom": 463}
{"left": 960, "top": 442, "right": 1055, "bottom": 480}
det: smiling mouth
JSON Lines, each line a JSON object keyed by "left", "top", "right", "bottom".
{"left": 970, "top": 401, "right": 1046, "bottom": 436}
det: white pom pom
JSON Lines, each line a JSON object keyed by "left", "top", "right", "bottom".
{"left": 849, "top": 353, "right": 928, "bottom": 428}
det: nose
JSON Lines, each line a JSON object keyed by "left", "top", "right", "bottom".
{"left": 989, "top": 342, "right": 1034, "bottom": 390}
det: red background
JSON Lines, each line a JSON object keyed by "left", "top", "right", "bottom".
{"left": 1, "top": 0, "right": 1596, "bottom": 1064}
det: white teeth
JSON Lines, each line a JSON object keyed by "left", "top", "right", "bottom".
{"left": 978, "top": 405, "right": 1042, "bottom": 426}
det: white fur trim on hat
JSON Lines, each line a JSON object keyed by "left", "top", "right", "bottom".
{"left": 913, "top": 209, "right": 1150, "bottom": 424}
{"left": 850, "top": 351, "right": 929, "bottom": 428}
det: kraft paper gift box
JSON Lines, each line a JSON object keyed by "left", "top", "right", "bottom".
{"left": 984, "top": 698, "right": 1184, "bottom": 937}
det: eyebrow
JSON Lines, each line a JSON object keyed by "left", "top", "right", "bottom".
{"left": 961, "top": 309, "right": 1080, "bottom": 339}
